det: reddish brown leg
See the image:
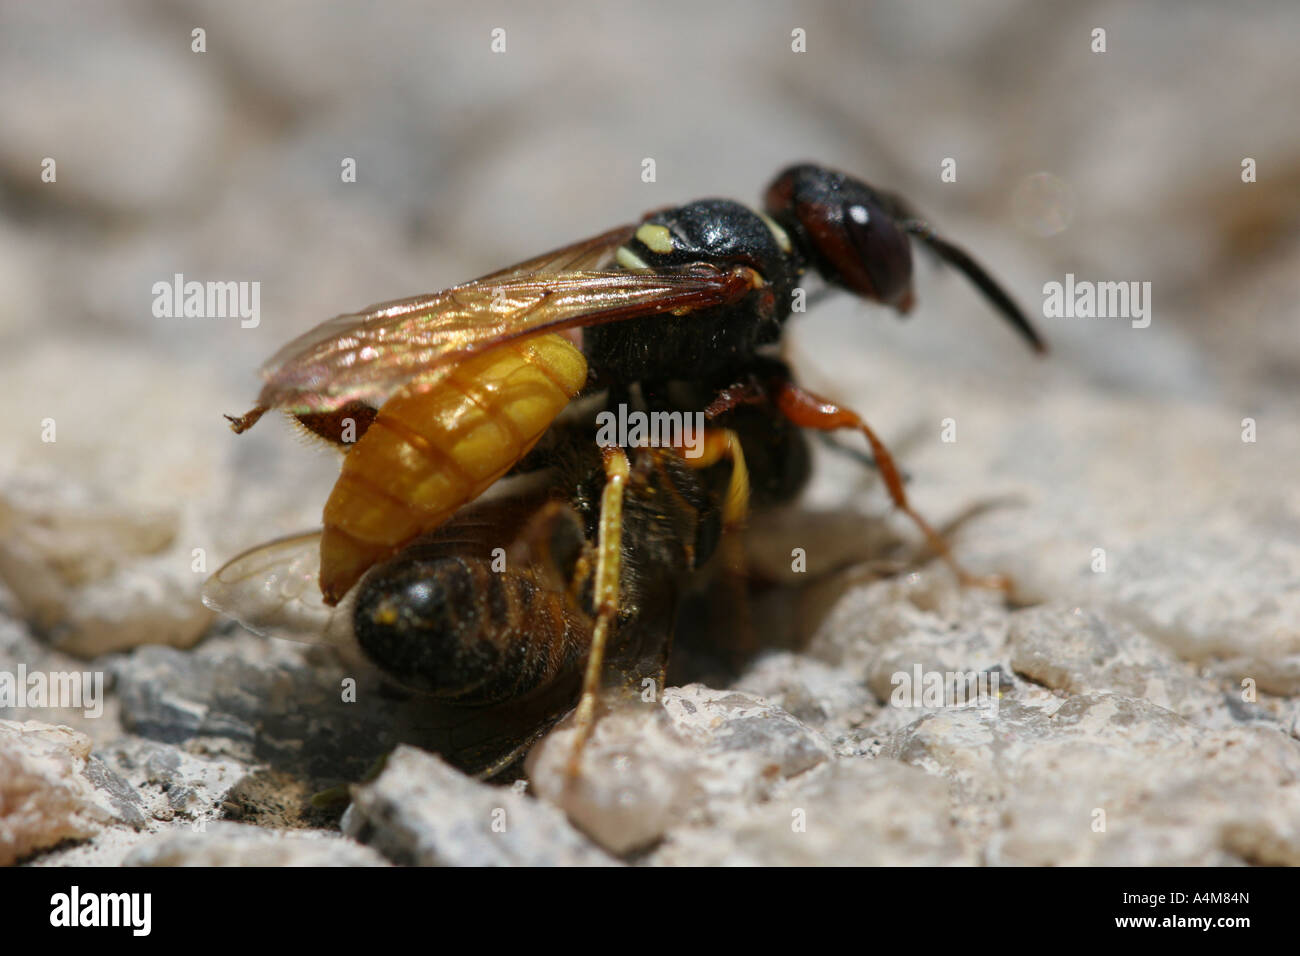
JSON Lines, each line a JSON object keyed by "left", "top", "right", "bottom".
{"left": 771, "top": 381, "right": 1009, "bottom": 591}
{"left": 704, "top": 381, "right": 767, "bottom": 419}
{"left": 225, "top": 405, "right": 268, "bottom": 434}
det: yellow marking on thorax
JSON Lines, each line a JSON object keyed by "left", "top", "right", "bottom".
{"left": 616, "top": 247, "right": 650, "bottom": 271}
{"left": 757, "top": 211, "right": 793, "bottom": 254}
{"left": 634, "top": 222, "right": 675, "bottom": 254}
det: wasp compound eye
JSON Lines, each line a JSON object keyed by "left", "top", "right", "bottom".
{"left": 765, "top": 163, "right": 915, "bottom": 310}
{"left": 835, "top": 195, "right": 914, "bottom": 309}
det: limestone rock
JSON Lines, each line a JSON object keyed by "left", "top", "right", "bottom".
{"left": 528, "top": 686, "right": 833, "bottom": 854}
{"left": 344, "top": 745, "right": 617, "bottom": 866}
{"left": 124, "top": 821, "right": 388, "bottom": 867}
{"left": 0, "top": 719, "right": 111, "bottom": 864}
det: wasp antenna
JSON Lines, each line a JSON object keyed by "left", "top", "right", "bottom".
{"left": 901, "top": 220, "right": 1047, "bottom": 355}
{"left": 225, "top": 405, "right": 268, "bottom": 434}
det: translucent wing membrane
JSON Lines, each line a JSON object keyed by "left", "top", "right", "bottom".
{"left": 252, "top": 225, "right": 760, "bottom": 416}
{"left": 472, "top": 224, "right": 635, "bottom": 280}
{"left": 201, "top": 531, "right": 338, "bottom": 645}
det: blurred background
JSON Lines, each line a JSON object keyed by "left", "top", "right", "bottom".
{"left": 0, "top": 0, "right": 1297, "bottom": 678}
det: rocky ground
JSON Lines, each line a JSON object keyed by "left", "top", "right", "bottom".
{"left": 2, "top": 2, "right": 1298, "bottom": 866}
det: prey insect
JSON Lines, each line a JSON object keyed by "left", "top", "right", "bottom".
{"left": 209, "top": 162, "right": 1046, "bottom": 772}
{"left": 204, "top": 401, "right": 769, "bottom": 777}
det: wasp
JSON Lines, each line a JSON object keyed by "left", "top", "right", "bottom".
{"left": 212, "top": 162, "right": 1046, "bottom": 771}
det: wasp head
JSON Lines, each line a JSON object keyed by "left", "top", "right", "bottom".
{"left": 764, "top": 163, "right": 916, "bottom": 313}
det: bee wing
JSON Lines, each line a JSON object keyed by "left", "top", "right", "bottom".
{"left": 249, "top": 227, "right": 760, "bottom": 416}
{"left": 201, "top": 531, "right": 339, "bottom": 645}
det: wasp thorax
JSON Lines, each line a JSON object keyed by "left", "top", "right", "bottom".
{"left": 764, "top": 163, "right": 915, "bottom": 311}
{"left": 624, "top": 199, "right": 801, "bottom": 312}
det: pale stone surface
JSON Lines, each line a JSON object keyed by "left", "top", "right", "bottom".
{"left": 1007, "top": 605, "right": 1226, "bottom": 723}
{"left": 124, "top": 821, "right": 388, "bottom": 867}
{"left": 528, "top": 686, "right": 834, "bottom": 854}
{"left": 0, "top": 343, "right": 333, "bottom": 658}
{"left": 653, "top": 758, "right": 972, "bottom": 866}
{"left": 343, "top": 746, "right": 617, "bottom": 866}
{"left": 0, "top": 720, "right": 111, "bottom": 864}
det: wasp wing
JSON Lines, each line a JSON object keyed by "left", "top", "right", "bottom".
{"left": 201, "top": 531, "right": 340, "bottom": 645}
{"left": 471, "top": 223, "right": 636, "bottom": 281}
{"left": 250, "top": 227, "right": 759, "bottom": 416}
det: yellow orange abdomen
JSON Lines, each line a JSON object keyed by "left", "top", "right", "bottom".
{"left": 319, "top": 334, "right": 587, "bottom": 604}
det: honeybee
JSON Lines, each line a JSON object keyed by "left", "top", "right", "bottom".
{"left": 211, "top": 163, "right": 1046, "bottom": 768}
{"left": 204, "top": 399, "right": 780, "bottom": 776}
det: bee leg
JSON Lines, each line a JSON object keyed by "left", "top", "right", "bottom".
{"left": 771, "top": 380, "right": 1012, "bottom": 593}
{"left": 566, "top": 446, "right": 630, "bottom": 777}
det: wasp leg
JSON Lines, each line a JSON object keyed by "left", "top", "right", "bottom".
{"left": 224, "top": 404, "right": 268, "bottom": 434}
{"left": 678, "top": 428, "right": 757, "bottom": 665}
{"left": 811, "top": 431, "right": 924, "bottom": 484}
{"left": 771, "top": 381, "right": 1010, "bottom": 592}
{"left": 676, "top": 428, "right": 750, "bottom": 528}
{"left": 566, "top": 446, "right": 630, "bottom": 777}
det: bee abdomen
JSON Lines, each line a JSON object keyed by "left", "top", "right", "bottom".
{"left": 352, "top": 554, "right": 589, "bottom": 705}
{"left": 319, "top": 334, "right": 588, "bottom": 604}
